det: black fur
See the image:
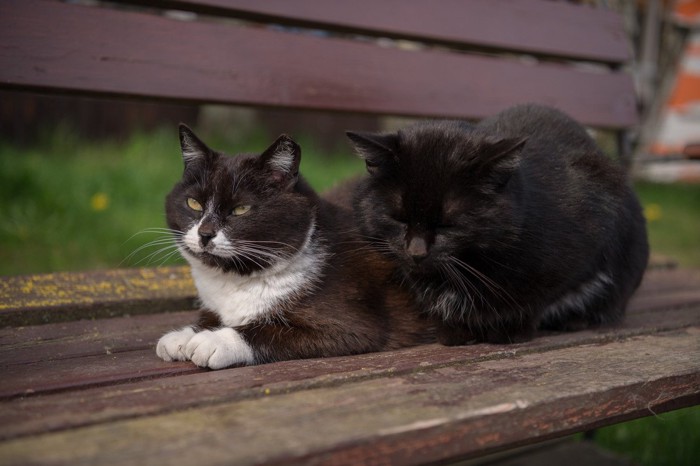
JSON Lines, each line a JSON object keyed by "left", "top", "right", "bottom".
{"left": 347, "top": 104, "right": 649, "bottom": 344}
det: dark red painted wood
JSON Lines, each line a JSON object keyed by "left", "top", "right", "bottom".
{"left": 136, "top": 0, "right": 631, "bottom": 64}
{"left": 0, "top": 0, "right": 637, "bottom": 128}
{"left": 0, "top": 329, "right": 696, "bottom": 464}
{"left": 0, "top": 302, "right": 697, "bottom": 439}
{"left": 0, "top": 267, "right": 697, "bottom": 401}
{"left": 0, "top": 311, "right": 196, "bottom": 366}
{"left": 0, "top": 348, "right": 202, "bottom": 400}
{"left": 634, "top": 267, "right": 700, "bottom": 295}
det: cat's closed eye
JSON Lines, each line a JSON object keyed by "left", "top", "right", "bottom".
{"left": 388, "top": 213, "right": 408, "bottom": 225}
{"left": 231, "top": 205, "right": 251, "bottom": 216}
{"left": 187, "top": 197, "right": 203, "bottom": 212}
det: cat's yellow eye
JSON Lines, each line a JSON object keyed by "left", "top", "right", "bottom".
{"left": 186, "top": 198, "right": 203, "bottom": 212}
{"left": 232, "top": 205, "right": 251, "bottom": 216}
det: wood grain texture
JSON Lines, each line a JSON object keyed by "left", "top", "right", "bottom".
{"left": 634, "top": 267, "right": 700, "bottom": 295}
{"left": 0, "top": 308, "right": 700, "bottom": 439}
{"left": 0, "top": 0, "right": 637, "bottom": 128}
{"left": 0, "top": 265, "right": 693, "bottom": 328}
{"left": 0, "top": 310, "right": 196, "bottom": 366}
{"left": 0, "top": 268, "right": 697, "bottom": 462}
{"left": 134, "top": 0, "right": 631, "bottom": 63}
{"left": 0, "top": 329, "right": 697, "bottom": 465}
{"left": 0, "top": 297, "right": 697, "bottom": 439}
{"left": 0, "top": 267, "right": 195, "bottom": 327}
{"left": 0, "top": 349, "right": 200, "bottom": 400}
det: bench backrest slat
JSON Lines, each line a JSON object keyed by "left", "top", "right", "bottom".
{"left": 0, "top": 0, "right": 636, "bottom": 129}
{"left": 140, "top": 0, "right": 631, "bottom": 64}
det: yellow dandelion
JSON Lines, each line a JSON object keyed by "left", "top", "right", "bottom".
{"left": 644, "top": 203, "right": 662, "bottom": 222}
{"left": 90, "top": 192, "right": 110, "bottom": 212}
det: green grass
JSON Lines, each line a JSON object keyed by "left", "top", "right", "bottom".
{"left": 0, "top": 126, "right": 363, "bottom": 276}
{"left": 594, "top": 406, "right": 700, "bottom": 466}
{"left": 635, "top": 182, "right": 700, "bottom": 267}
{"left": 3, "top": 128, "right": 699, "bottom": 275}
{"left": 1, "top": 127, "right": 698, "bottom": 464}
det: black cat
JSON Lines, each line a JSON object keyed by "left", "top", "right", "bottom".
{"left": 157, "top": 125, "right": 431, "bottom": 369}
{"left": 347, "top": 104, "right": 649, "bottom": 345}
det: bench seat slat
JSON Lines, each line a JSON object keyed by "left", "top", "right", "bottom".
{"left": 633, "top": 267, "right": 700, "bottom": 295}
{"left": 0, "top": 0, "right": 637, "bottom": 128}
{"left": 0, "top": 266, "right": 195, "bottom": 327}
{"left": 0, "top": 328, "right": 697, "bottom": 465}
{"left": 139, "top": 0, "right": 630, "bottom": 64}
{"left": 0, "top": 349, "right": 199, "bottom": 400}
{"left": 0, "top": 267, "right": 693, "bottom": 328}
{"left": 0, "top": 311, "right": 195, "bottom": 366}
{"left": 1, "top": 301, "right": 697, "bottom": 440}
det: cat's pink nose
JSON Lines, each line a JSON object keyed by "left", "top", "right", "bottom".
{"left": 406, "top": 236, "right": 428, "bottom": 262}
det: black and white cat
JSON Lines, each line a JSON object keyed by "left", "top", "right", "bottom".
{"left": 347, "top": 104, "right": 649, "bottom": 345}
{"left": 156, "top": 125, "right": 430, "bottom": 369}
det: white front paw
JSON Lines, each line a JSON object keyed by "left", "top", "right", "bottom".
{"left": 156, "top": 327, "right": 196, "bottom": 362}
{"left": 184, "top": 328, "right": 254, "bottom": 369}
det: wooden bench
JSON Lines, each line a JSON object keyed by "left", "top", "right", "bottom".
{"left": 1, "top": 1, "right": 698, "bottom": 464}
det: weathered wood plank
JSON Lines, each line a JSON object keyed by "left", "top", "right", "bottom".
{"left": 0, "top": 329, "right": 696, "bottom": 465}
{"left": 0, "top": 0, "right": 637, "bottom": 128}
{"left": 0, "top": 266, "right": 694, "bottom": 328}
{"left": 0, "top": 286, "right": 691, "bottom": 366}
{"left": 1, "top": 304, "right": 697, "bottom": 440}
{"left": 0, "top": 311, "right": 196, "bottom": 366}
{"left": 0, "top": 267, "right": 696, "bottom": 400}
{"left": 137, "top": 0, "right": 630, "bottom": 63}
{"left": 630, "top": 289, "right": 700, "bottom": 313}
{"left": 0, "top": 267, "right": 195, "bottom": 327}
{"left": 634, "top": 267, "right": 700, "bottom": 296}
{"left": 0, "top": 349, "right": 200, "bottom": 400}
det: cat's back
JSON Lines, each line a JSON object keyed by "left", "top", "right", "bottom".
{"left": 479, "top": 104, "right": 627, "bottom": 191}
{"left": 477, "top": 104, "right": 593, "bottom": 149}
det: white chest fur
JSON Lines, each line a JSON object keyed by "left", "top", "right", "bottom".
{"left": 182, "top": 223, "right": 325, "bottom": 327}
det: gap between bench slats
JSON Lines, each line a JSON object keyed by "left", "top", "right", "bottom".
{"left": 130, "top": 0, "right": 630, "bottom": 64}
{"left": 0, "top": 329, "right": 697, "bottom": 465}
{"left": 0, "top": 0, "right": 636, "bottom": 128}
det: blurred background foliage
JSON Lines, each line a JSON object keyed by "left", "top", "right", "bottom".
{"left": 1, "top": 107, "right": 698, "bottom": 276}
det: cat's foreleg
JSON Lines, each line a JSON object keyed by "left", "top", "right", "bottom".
{"left": 434, "top": 316, "right": 536, "bottom": 345}
{"left": 183, "top": 327, "right": 254, "bottom": 369}
{"left": 156, "top": 309, "right": 254, "bottom": 368}
{"left": 156, "top": 326, "right": 196, "bottom": 362}
{"left": 435, "top": 321, "right": 476, "bottom": 346}
{"left": 483, "top": 318, "right": 536, "bottom": 344}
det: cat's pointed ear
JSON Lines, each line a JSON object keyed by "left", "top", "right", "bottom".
{"left": 480, "top": 137, "right": 527, "bottom": 188}
{"left": 179, "top": 124, "right": 212, "bottom": 168}
{"left": 485, "top": 137, "right": 527, "bottom": 171}
{"left": 346, "top": 131, "right": 398, "bottom": 175}
{"left": 259, "top": 134, "right": 301, "bottom": 190}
